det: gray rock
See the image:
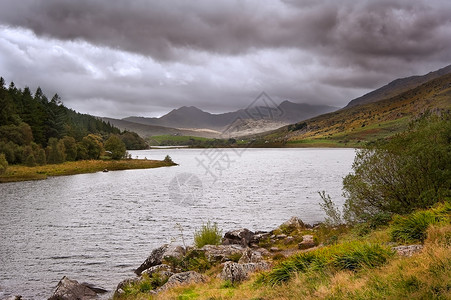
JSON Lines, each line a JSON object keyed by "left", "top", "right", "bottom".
{"left": 222, "top": 228, "right": 255, "bottom": 247}
{"left": 298, "top": 235, "right": 316, "bottom": 250}
{"left": 135, "top": 244, "right": 185, "bottom": 275}
{"left": 49, "top": 276, "right": 99, "bottom": 300}
{"left": 115, "top": 278, "right": 141, "bottom": 295}
{"left": 269, "top": 247, "right": 280, "bottom": 252}
{"left": 157, "top": 271, "right": 206, "bottom": 292}
{"left": 220, "top": 262, "right": 271, "bottom": 283}
{"left": 141, "top": 264, "right": 173, "bottom": 277}
{"left": 201, "top": 244, "right": 245, "bottom": 262}
{"left": 276, "top": 234, "right": 287, "bottom": 239}
{"left": 238, "top": 248, "right": 263, "bottom": 264}
{"left": 392, "top": 245, "right": 423, "bottom": 257}
{"left": 279, "top": 216, "right": 305, "bottom": 232}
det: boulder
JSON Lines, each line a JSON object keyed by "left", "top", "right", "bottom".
{"left": 115, "top": 277, "right": 141, "bottom": 295}
{"left": 201, "top": 244, "right": 245, "bottom": 262}
{"left": 238, "top": 248, "right": 263, "bottom": 264}
{"left": 298, "top": 235, "right": 316, "bottom": 250}
{"left": 141, "top": 264, "right": 173, "bottom": 277}
{"left": 49, "top": 276, "right": 101, "bottom": 300}
{"left": 392, "top": 245, "right": 423, "bottom": 257}
{"left": 220, "top": 262, "right": 271, "bottom": 283}
{"left": 135, "top": 244, "right": 185, "bottom": 275}
{"left": 279, "top": 216, "right": 305, "bottom": 233}
{"left": 222, "top": 228, "right": 255, "bottom": 247}
{"left": 157, "top": 271, "right": 206, "bottom": 292}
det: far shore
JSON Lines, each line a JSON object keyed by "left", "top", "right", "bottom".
{"left": 0, "top": 159, "right": 177, "bottom": 183}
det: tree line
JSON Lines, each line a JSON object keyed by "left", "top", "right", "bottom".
{"left": 0, "top": 76, "right": 148, "bottom": 169}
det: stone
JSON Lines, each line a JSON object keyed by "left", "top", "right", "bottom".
{"left": 135, "top": 244, "right": 185, "bottom": 275}
{"left": 238, "top": 248, "right": 263, "bottom": 264}
{"left": 298, "top": 235, "right": 316, "bottom": 250}
{"left": 392, "top": 245, "right": 423, "bottom": 257}
{"left": 222, "top": 228, "right": 255, "bottom": 247}
{"left": 284, "top": 236, "right": 295, "bottom": 244}
{"left": 270, "top": 247, "right": 280, "bottom": 252}
{"left": 251, "top": 232, "right": 271, "bottom": 244}
{"left": 49, "top": 276, "right": 100, "bottom": 300}
{"left": 157, "top": 271, "right": 206, "bottom": 292}
{"left": 276, "top": 234, "right": 287, "bottom": 239}
{"left": 279, "top": 216, "right": 305, "bottom": 233}
{"left": 115, "top": 278, "right": 141, "bottom": 295}
{"left": 141, "top": 264, "right": 173, "bottom": 277}
{"left": 220, "top": 262, "right": 271, "bottom": 283}
{"left": 201, "top": 244, "right": 245, "bottom": 262}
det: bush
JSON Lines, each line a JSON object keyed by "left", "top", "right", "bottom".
{"left": 342, "top": 114, "right": 451, "bottom": 223}
{"left": 194, "top": 221, "right": 222, "bottom": 248}
{"left": 164, "top": 155, "right": 174, "bottom": 164}
{"left": 0, "top": 153, "right": 8, "bottom": 174}
{"left": 390, "top": 203, "right": 451, "bottom": 243}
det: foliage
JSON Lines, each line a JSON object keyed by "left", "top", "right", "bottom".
{"left": 342, "top": 113, "right": 451, "bottom": 223}
{"left": 164, "top": 155, "right": 174, "bottom": 164}
{"left": 319, "top": 191, "right": 343, "bottom": 226}
{"left": 194, "top": 221, "right": 223, "bottom": 248}
{"left": 390, "top": 202, "right": 451, "bottom": 243}
{"left": 257, "top": 241, "right": 393, "bottom": 286}
{"left": 119, "top": 131, "right": 148, "bottom": 150}
{"left": 0, "top": 153, "right": 7, "bottom": 174}
{"left": 164, "top": 249, "right": 212, "bottom": 273}
{"left": 105, "top": 135, "right": 127, "bottom": 160}
{"left": 119, "top": 273, "right": 169, "bottom": 297}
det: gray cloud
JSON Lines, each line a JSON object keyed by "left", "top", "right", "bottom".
{"left": 0, "top": 0, "right": 450, "bottom": 118}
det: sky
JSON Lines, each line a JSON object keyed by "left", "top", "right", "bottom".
{"left": 1, "top": 0, "right": 451, "bottom": 118}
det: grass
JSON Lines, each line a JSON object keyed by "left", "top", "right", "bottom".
{"left": 0, "top": 159, "right": 177, "bottom": 183}
{"left": 194, "top": 221, "right": 223, "bottom": 248}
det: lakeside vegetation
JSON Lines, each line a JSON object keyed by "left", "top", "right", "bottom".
{"left": 0, "top": 158, "right": 176, "bottom": 183}
{"left": 115, "top": 113, "right": 450, "bottom": 299}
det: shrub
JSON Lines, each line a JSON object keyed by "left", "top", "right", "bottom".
{"left": 164, "top": 249, "right": 212, "bottom": 273}
{"left": 342, "top": 114, "right": 451, "bottom": 223}
{"left": 194, "top": 221, "right": 222, "bottom": 248}
{"left": 0, "top": 153, "right": 8, "bottom": 174}
{"left": 164, "top": 155, "right": 174, "bottom": 164}
{"left": 390, "top": 203, "right": 451, "bottom": 243}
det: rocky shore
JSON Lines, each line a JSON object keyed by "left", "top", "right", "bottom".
{"left": 2, "top": 216, "right": 424, "bottom": 300}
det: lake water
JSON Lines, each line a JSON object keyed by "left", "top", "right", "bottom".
{"left": 0, "top": 148, "right": 355, "bottom": 299}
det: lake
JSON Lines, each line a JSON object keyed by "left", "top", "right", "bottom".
{"left": 0, "top": 148, "right": 355, "bottom": 299}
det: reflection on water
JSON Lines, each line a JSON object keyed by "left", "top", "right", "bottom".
{"left": 0, "top": 148, "right": 354, "bottom": 299}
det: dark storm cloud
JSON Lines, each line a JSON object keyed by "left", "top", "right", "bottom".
{"left": 0, "top": 0, "right": 450, "bottom": 118}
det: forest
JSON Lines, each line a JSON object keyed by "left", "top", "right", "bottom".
{"left": 0, "top": 77, "right": 148, "bottom": 169}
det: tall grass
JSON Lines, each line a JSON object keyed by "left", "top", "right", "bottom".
{"left": 390, "top": 202, "right": 451, "bottom": 243}
{"left": 258, "top": 241, "right": 393, "bottom": 286}
{"left": 194, "top": 221, "right": 222, "bottom": 248}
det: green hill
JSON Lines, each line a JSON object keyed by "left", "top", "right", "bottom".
{"left": 258, "top": 72, "right": 451, "bottom": 147}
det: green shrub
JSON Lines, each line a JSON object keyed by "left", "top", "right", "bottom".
{"left": 390, "top": 203, "right": 451, "bottom": 243}
{"left": 0, "top": 153, "right": 8, "bottom": 174}
{"left": 194, "top": 221, "right": 222, "bottom": 248}
{"left": 164, "top": 249, "right": 212, "bottom": 273}
{"left": 164, "top": 155, "right": 174, "bottom": 164}
{"left": 342, "top": 114, "right": 451, "bottom": 223}
{"left": 257, "top": 241, "right": 393, "bottom": 286}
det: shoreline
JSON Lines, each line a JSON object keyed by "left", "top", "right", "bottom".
{"left": 0, "top": 159, "right": 177, "bottom": 183}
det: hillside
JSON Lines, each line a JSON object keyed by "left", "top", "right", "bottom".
{"left": 346, "top": 64, "right": 451, "bottom": 108}
{"left": 257, "top": 72, "right": 451, "bottom": 147}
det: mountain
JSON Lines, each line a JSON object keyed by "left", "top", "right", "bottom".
{"left": 101, "top": 117, "right": 220, "bottom": 139}
{"left": 346, "top": 64, "right": 451, "bottom": 108}
{"left": 123, "top": 101, "right": 337, "bottom": 135}
{"left": 256, "top": 71, "right": 451, "bottom": 147}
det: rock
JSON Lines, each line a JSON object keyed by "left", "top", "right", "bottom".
{"left": 114, "top": 277, "right": 141, "bottom": 295}
{"left": 270, "top": 247, "right": 280, "bottom": 252}
{"left": 135, "top": 244, "right": 185, "bottom": 275}
{"left": 276, "top": 234, "right": 287, "bottom": 239}
{"left": 157, "top": 271, "right": 206, "bottom": 292}
{"left": 279, "top": 216, "right": 305, "bottom": 233}
{"left": 220, "top": 262, "right": 271, "bottom": 283}
{"left": 222, "top": 228, "right": 255, "bottom": 247}
{"left": 2, "top": 296, "right": 22, "bottom": 300}
{"left": 201, "top": 244, "right": 245, "bottom": 262}
{"left": 49, "top": 276, "right": 100, "bottom": 300}
{"left": 141, "top": 264, "right": 173, "bottom": 277}
{"left": 298, "top": 235, "right": 316, "bottom": 250}
{"left": 392, "top": 245, "right": 423, "bottom": 257}
{"left": 238, "top": 248, "right": 263, "bottom": 264}
{"left": 80, "top": 283, "right": 108, "bottom": 294}
{"left": 251, "top": 232, "right": 271, "bottom": 244}
{"left": 284, "top": 236, "right": 295, "bottom": 244}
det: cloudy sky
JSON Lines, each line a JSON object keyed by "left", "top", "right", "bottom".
{"left": 1, "top": 0, "right": 451, "bottom": 118}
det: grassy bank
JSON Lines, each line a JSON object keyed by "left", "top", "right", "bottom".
{"left": 0, "top": 159, "right": 177, "bottom": 183}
